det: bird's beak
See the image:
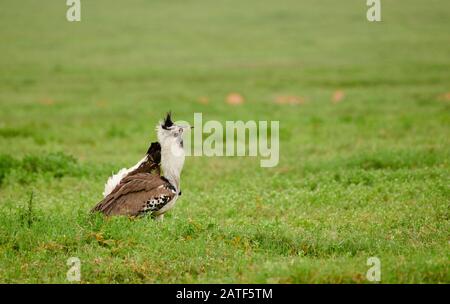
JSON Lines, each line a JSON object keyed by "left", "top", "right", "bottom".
{"left": 180, "top": 125, "right": 192, "bottom": 131}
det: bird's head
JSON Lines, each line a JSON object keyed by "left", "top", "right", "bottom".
{"left": 156, "top": 112, "right": 190, "bottom": 149}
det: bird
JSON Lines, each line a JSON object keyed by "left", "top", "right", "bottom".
{"left": 91, "top": 113, "right": 189, "bottom": 221}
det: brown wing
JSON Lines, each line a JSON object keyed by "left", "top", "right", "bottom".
{"left": 104, "top": 142, "right": 162, "bottom": 198}
{"left": 124, "top": 142, "right": 162, "bottom": 178}
{"left": 91, "top": 173, "right": 176, "bottom": 217}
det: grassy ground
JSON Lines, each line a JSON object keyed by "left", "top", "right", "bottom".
{"left": 0, "top": 0, "right": 449, "bottom": 283}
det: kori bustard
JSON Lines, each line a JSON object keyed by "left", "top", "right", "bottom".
{"left": 91, "top": 113, "right": 189, "bottom": 221}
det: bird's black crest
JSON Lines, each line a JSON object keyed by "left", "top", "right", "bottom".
{"left": 162, "top": 112, "right": 173, "bottom": 130}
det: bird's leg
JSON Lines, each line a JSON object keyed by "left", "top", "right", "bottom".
{"left": 155, "top": 214, "right": 164, "bottom": 222}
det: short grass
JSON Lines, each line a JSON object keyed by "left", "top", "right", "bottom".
{"left": 0, "top": 0, "right": 449, "bottom": 283}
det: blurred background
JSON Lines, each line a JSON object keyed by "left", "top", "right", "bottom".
{"left": 1, "top": 0, "right": 448, "bottom": 164}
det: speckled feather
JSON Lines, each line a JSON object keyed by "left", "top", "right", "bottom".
{"left": 91, "top": 172, "right": 177, "bottom": 216}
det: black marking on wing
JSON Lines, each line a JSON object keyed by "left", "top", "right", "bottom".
{"left": 143, "top": 195, "right": 172, "bottom": 213}
{"left": 146, "top": 142, "right": 161, "bottom": 164}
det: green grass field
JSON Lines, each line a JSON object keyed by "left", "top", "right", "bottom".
{"left": 0, "top": 0, "right": 449, "bottom": 283}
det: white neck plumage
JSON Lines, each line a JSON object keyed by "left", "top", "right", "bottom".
{"left": 160, "top": 138, "right": 185, "bottom": 191}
